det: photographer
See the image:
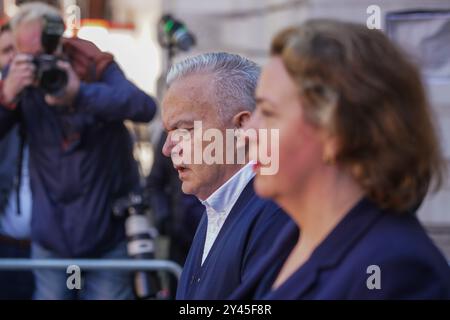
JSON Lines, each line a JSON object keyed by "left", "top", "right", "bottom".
{"left": 0, "top": 22, "right": 34, "bottom": 300}
{"left": 0, "top": 2, "right": 157, "bottom": 300}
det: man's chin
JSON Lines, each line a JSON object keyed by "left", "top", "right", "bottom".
{"left": 181, "top": 182, "right": 196, "bottom": 196}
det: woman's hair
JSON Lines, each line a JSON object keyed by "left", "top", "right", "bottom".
{"left": 271, "top": 19, "right": 446, "bottom": 213}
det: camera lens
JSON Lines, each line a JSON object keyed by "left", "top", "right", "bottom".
{"left": 126, "top": 213, "right": 161, "bottom": 299}
{"left": 159, "top": 15, "right": 196, "bottom": 52}
{"left": 33, "top": 55, "right": 68, "bottom": 96}
{"left": 40, "top": 68, "right": 68, "bottom": 95}
{"left": 172, "top": 28, "right": 195, "bottom": 51}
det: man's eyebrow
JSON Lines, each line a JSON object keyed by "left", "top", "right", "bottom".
{"left": 167, "top": 119, "right": 195, "bottom": 131}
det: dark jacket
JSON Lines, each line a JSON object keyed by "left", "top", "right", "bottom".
{"left": 242, "top": 198, "right": 450, "bottom": 299}
{"left": 176, "top": 179, "right": 295, "bottom": 300}
{"left": 0, "top": 41, "right": 157, "bottom": 257}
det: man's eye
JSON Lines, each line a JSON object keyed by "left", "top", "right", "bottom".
{"left": 174, "top": 128, "right": 192, "bottom": 135}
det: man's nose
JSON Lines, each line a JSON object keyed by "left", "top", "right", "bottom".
{"left": 162, "top": 133, "right": 174, "bottom": 158}
{"left": 162, "top": 132, "right": 183, "bottom": 159}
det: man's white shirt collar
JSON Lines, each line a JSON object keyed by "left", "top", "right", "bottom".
{"left": 200, "top": 162, "right": 255, "bottom": 264}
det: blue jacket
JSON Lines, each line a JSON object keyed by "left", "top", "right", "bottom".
{"left": 243, "top": 198, "right": 450, "bottom": 299}
{"left": 176, "top": 179, "right": 295, "bottom": 300}
{"left": 0, "top": 125, "right": 21, "bottom": 213}
{"left": 0, "top": 61, "right": 157, "bottom": 257}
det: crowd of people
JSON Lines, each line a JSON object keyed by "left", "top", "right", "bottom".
{"left": 0, "top": 1, "right": 449, "bottom": 300}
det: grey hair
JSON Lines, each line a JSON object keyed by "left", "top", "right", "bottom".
{"left": 10, "top": 1, "right": 61, "bottom": 33}
{"left": 167, "top": 52, "right": 260, "bottom": 122}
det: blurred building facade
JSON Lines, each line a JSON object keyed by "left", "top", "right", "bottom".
{"left": 115, "top": 0, "right": 450, "bottom": 256}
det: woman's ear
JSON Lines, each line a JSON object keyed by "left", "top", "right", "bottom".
{"left": 232, "top": 111, "right": 252, "bottom": 129}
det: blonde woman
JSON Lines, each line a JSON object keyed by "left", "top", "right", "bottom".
{"left": 235, "top": 20, "right": 450, "bottom": 299}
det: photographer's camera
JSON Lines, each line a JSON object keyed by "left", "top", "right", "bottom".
{"left": 33, "top": 14, "right": 67, "bottom": 96}
{"left": 33, "top": 54, "right": 67, "bottom": 95}
{"left": 113, "top": 193, "right": 163, "bottom": 300}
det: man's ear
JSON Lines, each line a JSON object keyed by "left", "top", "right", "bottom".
{"left": 232, "top": 111, "right": 252, "bottom": 129}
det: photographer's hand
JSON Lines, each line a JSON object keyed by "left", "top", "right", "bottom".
{"left": 2, "top": 54, "right": 35, "bottom": 105}
{"left": 45, "top": 61, "right": 80, "bottom": 107}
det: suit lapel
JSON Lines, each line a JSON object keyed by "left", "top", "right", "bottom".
{"left": 268, "top": 197, "right": 383, "bottom": 299}
{"left": 200, "top": 179, "right": 259, "bottom": 267}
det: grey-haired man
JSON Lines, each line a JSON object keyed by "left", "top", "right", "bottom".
{"left": 161, "top": 52, "right": 295, "bottom": 299}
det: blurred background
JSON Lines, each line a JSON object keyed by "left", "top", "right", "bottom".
{"left": 0, "top": 0, "right": 449, "bottom": 283}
